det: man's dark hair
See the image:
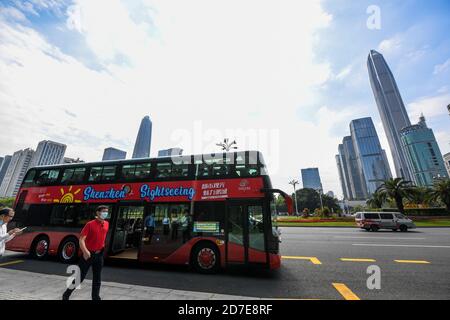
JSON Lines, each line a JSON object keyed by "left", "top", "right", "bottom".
{"left": 96, "top": 205, "right": 109, "bottom": 213}
{"left": 0, "top": 208, "right": 13, "bottom": 216}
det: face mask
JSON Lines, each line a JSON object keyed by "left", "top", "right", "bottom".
{"left": 100, "top": 211, "right": 108, "bottom": 220}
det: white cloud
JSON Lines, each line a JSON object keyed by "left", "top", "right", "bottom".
{"left": 434, "top": 58, "right": 450, "bottom": 75}
{"left": 0, "top": 6, "right": 29, "bottom": 22}
{"left": 378, "top": 35, "right": 403, "bottom": 55}
{"left": 408, "top": 92, "right": 450, "bottom": 120}
{"left": 0, "top": 0, "right": 341, "bottom": 195}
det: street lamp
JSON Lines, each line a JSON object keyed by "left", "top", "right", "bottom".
{"left": 288, "top": 179, "right": 299, "bottom": 216}
{"left": 216, "top": 138, "right": 238, "bottom": 152}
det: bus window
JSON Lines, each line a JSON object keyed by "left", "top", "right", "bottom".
{"left": 193, "top": 202, "right": 225, "bottom": 233}
{"left": 89, "top": 167, "right": 103, "bottom": 182}
{"left": 88, "top": 166, "right": 116, "bottom": 182}
{"left": 156, "top": 162, "right": 171, "bottom": 179}
{"left": 135, "top": 163, "right": 151, "bottom": 179}
{"left": 248, "top": 205, "right": 265, "bottom": 251}
{"left": 26, "top": 205, "right": 52, "bottom": 227}
{"left": 211, "top": 163, "right": 230, "bottom": 176}
{"left": 50, "top": 205, "right": 78, "bottom": 227}
{"left": 61, "top": 167, "right": 86, "bottom": 185}
{"left": 22, "top": 169, "right": 37, "bottom": 187}
{"left": 36, "top": 169, "right": 60, "bottom": 185}
{"left": 102, "top": 166, "right": 116, "bottom": 181}
{"left": 121, "top": 164, "right": 136, "bottom": 180}
{"left": 171, "top": 164, "right": 189, "bottom": 178}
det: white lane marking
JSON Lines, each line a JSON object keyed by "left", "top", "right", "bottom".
{"left": 352, "top": 243, "right": 450, "bottom": 249}
{"left": 334, "top": 236, "right": 426, "bottom": 240}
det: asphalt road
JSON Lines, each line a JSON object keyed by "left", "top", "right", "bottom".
{"left": 1, "top": 227, "right": 450, "bottom": 300}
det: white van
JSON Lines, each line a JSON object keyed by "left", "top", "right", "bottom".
{"left": 355, "top": 212, "right": 416, "bottom": 232}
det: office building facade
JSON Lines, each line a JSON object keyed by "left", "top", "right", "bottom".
{"left": 350, "top": 118, "right": 392, "bottom": 194}
{"left": 342, "top": 136, "right": 367, "bottom": 200}
{"left": 0, "top": 155, "right": 12, "bottom": 187}
{"left": 132, "top": 116, "right": 152, "bottom": 159}
{"left": 30, "top": 140, "right": 66, "bottom": 168}
{"left": 301, "top": 168, "right": 323, "bottom": 191}
{"left": 368, "top": 50, "right": 412, "bottom": 181}
{"left": 0, "top": 149, "right": 35, "bottom": 197}
{"left": 444, "top": 153, "right": 450, "bottom": 177}
{"left": 158, "top": 148, "right": 183, "bottom": 157}
{"left": 400, "top": 115, "right": 449, "bottom": 186}
{"left": 103, "top": 148, "right": 127, "bottom": 161}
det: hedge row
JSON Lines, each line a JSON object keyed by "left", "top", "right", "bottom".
{"left": 381, "top": 208, "right": 449, "bottom": 216}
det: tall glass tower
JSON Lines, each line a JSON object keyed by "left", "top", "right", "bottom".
{"left": 132, "top": 116, "right": 152, "bottom": 159}
{"left": 341, "top": 136, "right": 367, "bottom": 200}
{"left": 368, "top": 50, "right": 412, "bottom": 181}
{"left": 350, "top": 118, "right": 392, "bottom": 194}
{"left": 400, "top": 115, "right": 449, "bottom": 186}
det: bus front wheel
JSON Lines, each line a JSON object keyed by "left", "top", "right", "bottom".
{"left": 30, "top": 236, "right": 50, "bottom": 260}
{"left": 58, "top": 237, "right": 79, "bottom": 264}
{"left": 191, "top": 242, "right": 220, "bottom": 274}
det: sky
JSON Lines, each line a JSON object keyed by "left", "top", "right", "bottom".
{"left": 0, "top": 0, "right": 449, "bottom": 197}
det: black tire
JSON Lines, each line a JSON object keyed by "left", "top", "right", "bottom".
{"left": 364, "top": 227, "right": 371, "bottom": 232}
{"left": 400, "top": 225, "right": 408, "bottom": 232}
{"left": 58, "top": 237, "right": 79, "bottom": 264}
{"left": 370, "top": 225, "right": 379, "bottom": 232}
{"left": 30, "top": 235, "right": 50, "bottom": 260}
{"left": 191, "top": 242, "right": 220, "bottom": 274}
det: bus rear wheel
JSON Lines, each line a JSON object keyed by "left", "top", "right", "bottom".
{"left": 58, "top": 237, "right": 79, "bottom": 264}
{"left": 30, "top": 236, "right": 50, "bottom": 260}
{"left": 191, "top": 242, "right": 220, "bottom": 274}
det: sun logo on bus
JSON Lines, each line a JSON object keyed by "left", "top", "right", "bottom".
{"left": 53, "top": 186, "right": 82, "bottom": 204}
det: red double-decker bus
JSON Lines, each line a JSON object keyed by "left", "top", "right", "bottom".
{"left": 6, "top": 151, "right": 292, "bottom": 273}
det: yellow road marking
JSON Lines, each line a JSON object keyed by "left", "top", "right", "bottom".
{"left": 0, "top": 260, "right": 24, "bottom": 267}
{"left": 282, "top": 256, "right": 322, "bottom": 265}
{"left": 332, "top": 283, "right": 360, "bottom": 301}
{"left": 394, "top": 260, "right": 430, "bottom": 264}
{"left": 340, "top": 258, "right": 376, "bottom": 262}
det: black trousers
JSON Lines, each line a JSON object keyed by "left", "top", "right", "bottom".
{"left": 64, "top": 251, "right": 104, "bottom": 300}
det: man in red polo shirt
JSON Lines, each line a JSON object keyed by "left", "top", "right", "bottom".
{"left": 63, "top": 205, "right": 109, "bottom": 300}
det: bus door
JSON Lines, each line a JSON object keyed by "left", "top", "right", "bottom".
{"left": 109, "top": 202, "right": 146, "bottom": 259}
{"left": 225, "top": 200, "right": 268, "bottom": 266}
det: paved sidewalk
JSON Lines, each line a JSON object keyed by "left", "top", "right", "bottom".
{"left": 0, "top": 268, "right": 261, "bottom": 300}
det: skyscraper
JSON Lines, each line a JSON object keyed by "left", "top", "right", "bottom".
{"left": 400, "top": 115, "right": 449, "bottom": 186}
{"left": 30, "top": 140, "right": 66, "bottom": 168}
{"left": 335, "top": 153, "right": 349, "bottom": 200}
{"left": 444, "top": 153, "right": 450, "bottom": 177}
{"left": 368, "top": 50, "right": 412, "bottom": 181}
{"left": 158, "top": 148, "right": 183, "bottom": 157}
{"left": 301, "top": 168, "right": 323, "bottom": 191}
{"left": 132, "top": 116, "right": 152, "bottom": 159}
{"left": 0, "top": 155, "right": 12, "bottom": 187}
{"left": 342, "top": 136, "right": 367, "bottom": 199}
{"left": 102, "top": 147, "right": 127, "bottom": 161}
{"left": 350, "top": 118, "right": 392, "bottom": 194}
{"left": 0, "top": 149, "right": 34, "bottom": 197}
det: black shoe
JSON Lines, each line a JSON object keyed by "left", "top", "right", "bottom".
{"left": 62, "top": 291, "right": 71, "bottom": 300}
{"left": 92, "top": 296, "right": 102, "bottom": 301}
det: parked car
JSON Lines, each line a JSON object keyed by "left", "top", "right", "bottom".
{"left": 354, "top": 212, "right": 416, "bottom": 232}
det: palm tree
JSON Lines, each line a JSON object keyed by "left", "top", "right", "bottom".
{"left": 431, "top": 179, "right": 450, "bottom": 213}
{"left": 366, "top": 190, "right": 385, "bottom": 209}
{"left": 407, "top": 187, "right": 433, "bottom": 208}
{"left": 378, "top": 178, "right": 414, "bottom": 214}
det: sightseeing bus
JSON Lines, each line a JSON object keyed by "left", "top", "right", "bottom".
{"left": 6, "top": 151, "right": 293, "bottom": 273}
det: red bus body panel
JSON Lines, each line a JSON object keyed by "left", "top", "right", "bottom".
{"left": 8, "top": 177, "right": 282, "bottom": 270}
